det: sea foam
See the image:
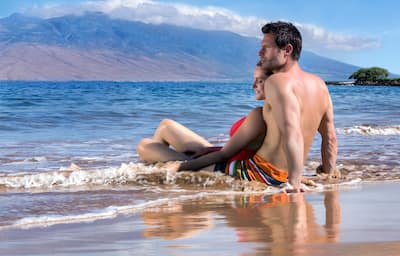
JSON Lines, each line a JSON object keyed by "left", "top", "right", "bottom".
{"left": 0, "top": 162, "right": 161, "bottom": 189}
{"left": 2, "top": 194, "right": 204, "bottom": 229}
{"left": 337, "top": 125, "right": 400, "bottom": 135}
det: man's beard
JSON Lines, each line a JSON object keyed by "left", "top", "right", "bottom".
{"left": 261, "top": 58, "right": 283, "bottom": 73}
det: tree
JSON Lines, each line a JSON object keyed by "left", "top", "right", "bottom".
{"left": 349, "top": 67, "right": 389, "bottom": 82}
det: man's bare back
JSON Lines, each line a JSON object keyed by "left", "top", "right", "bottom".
{"left": 257, "top": 69, "right": 335, "bottom": 177}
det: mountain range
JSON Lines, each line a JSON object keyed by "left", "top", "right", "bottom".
{"left": 0, "top": 12, "right": 359, "bottom": 81}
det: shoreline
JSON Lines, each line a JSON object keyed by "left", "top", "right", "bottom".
{"left": 326, "top": 80, "right": 400, "bottom": 86}
{"left": 1, "top": 181, "right": 400, "bottom": 256}
{"left": 2, "top": 78, "right": 400, "bottom": 86}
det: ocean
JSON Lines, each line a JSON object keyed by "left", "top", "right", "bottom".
{"left": 0, "top": 81, "right": 399, "bottom": 230}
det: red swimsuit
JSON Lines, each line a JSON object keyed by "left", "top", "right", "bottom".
{"left": 229, "top": 117, "right": 256, "bottom": 161}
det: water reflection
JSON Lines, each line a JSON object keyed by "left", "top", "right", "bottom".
{"left": 141, "top": 202, "right": 214, "bottom": 240}
{"left": 141, "top": 191, "right": 341, "bottom": 255}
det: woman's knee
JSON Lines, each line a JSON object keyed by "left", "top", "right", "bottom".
{"left": 158, "top": 119, "right": 177, "bottom": 130}
{"left": 136, "top": 138, "right": 153, "bottom": 155}
{"left": 154, "top": 119, "right": 178, "bottom": 139}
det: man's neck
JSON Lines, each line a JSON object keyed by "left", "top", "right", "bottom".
{"left": 273, "top": 59, "right": 300, "bottom": 74}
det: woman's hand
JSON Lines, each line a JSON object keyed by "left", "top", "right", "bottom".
{"left": 160, "top": 161, "right": 183, "bottom": 173}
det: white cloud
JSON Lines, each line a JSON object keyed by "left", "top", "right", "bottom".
{"left": 298, "top": 23, "right": 381, "bottom": 51}
{"left": 23, "top": 0, "right": 380, "bottom": 51}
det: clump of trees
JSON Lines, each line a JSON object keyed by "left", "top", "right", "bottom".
{"left": 349, "top": 67, "right": 389, "bottom": 83}
{"left": 348, "top": 67, "right": 400, "bottom": 85}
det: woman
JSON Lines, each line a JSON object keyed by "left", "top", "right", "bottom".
{"left": 136, "top": 63, "right": 270, "bottom": 169}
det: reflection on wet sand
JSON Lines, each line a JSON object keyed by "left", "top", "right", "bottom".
{"left": 141, "top": 191, "right": 341, "bottom": 255}
{"left": 141, "top": 203, "right": 214, "bottom": 240}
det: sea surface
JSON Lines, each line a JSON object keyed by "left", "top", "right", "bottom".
{"left": 0, "top": 81, "right": 399, "bottom": 229}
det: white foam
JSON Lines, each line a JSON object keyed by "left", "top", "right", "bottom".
{"left": 4, "top": 197, "right": 175, "bottom": 229}
{"left": 0, "top": 162, "right": 163, "bottom": 189}
{"left": 337, "top": 125, "right": 400, "bottom": 136}
{"left": 323, "top": 178, "right": 363, "bottom": 191}
{"left": 1, "top": 159, "right": 381, "bottom": 192}
{"left": 341, "top": 178, "right": 362, "bottom": 185}
{"left": 1, "top": 191, "right": 232, "bottom": 229}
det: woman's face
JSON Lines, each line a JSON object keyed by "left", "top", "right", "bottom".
{"left": 252, "top": 67, "right": 267, "bottom": 100}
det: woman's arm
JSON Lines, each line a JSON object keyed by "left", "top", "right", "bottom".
{"left": 178, "top": 107, "right": 266, "bottom": 171}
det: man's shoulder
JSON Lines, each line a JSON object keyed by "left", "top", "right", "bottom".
{"left": 266, "top": 73, "right": 298, "bottom": 94}
{"left": 266, "top": 73, "right": 293, "bottom": 86}
{"left": 264, "top": 75, "right": 297, "bottom": 103}
{"left": 303, "top": 70, "right": 325, "bottom": 85}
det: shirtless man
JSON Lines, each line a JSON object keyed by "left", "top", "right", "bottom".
{"left": 175, "top": 22, "right": 338, "bottom": 193}
{"left": 255, "top": 21, "right": 338, "bottom": 191}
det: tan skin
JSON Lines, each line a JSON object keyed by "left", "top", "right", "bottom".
{"left": 178, "top": 33, "right": 338, "bottom": 193}
{"left": 136, "top": 66, "right": 268, "bottom": 165}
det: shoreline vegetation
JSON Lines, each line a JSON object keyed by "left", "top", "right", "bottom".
{"left": 326, "top": 79, "right": 400, "bottom": 86}
{"left": 334, "top": 67, "right": 400, "bottom": 86}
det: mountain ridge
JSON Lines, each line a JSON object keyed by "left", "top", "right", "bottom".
{"left": 0, "top": 12, "right": 359, "bottom": 81}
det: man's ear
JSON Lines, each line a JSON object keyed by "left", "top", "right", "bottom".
{"left": 284, "top": 44, "right": 293, "bottom": 57}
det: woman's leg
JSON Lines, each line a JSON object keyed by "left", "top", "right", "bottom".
{"left": 136, "top": 138, "right": 190, "bottom": 163}
{"left": 137, "top": 119, "right": 213, "bottom": 163}
{"left": 153, "top": 119, "right": 212, "bottom": 153}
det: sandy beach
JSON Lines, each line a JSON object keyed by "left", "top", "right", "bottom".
{"left": 1, "top": 181, "right": 400, "bottom": 256}
{"left": 1, "top": 0, "right": 399, "bottom": 254}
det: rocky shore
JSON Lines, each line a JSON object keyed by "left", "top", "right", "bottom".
{"left": 326, "top": 79, "right": 400, "bottom": 86}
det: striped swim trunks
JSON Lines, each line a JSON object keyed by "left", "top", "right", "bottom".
{"left": 225, "top": 154, "right": 288, "bottom": 186}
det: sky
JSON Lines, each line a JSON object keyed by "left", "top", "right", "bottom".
{"left": 1, "top": 0, "right": 399, "bottom": 74}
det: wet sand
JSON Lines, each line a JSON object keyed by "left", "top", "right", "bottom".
{"left": 1, "top": 181, "right": 400, "bottom": 256}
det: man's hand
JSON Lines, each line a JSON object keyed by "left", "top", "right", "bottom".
{"left": 190, "top": 146, "right": 222, "bottom": 159}
{"left": 316, "top": 164, "right": 341, "bottom": 180}
{"left": 280, "top": 182, "right": 305, "bottom": 194}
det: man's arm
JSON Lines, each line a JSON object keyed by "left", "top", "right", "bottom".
{"left": 318, "top": 96, "right": 338, "bottom": 176}
{"left": 179, "top": 108, "right": 265, "bottom": 171}
{"left": 268, "top": 79, "right": 304, "bottom": 191}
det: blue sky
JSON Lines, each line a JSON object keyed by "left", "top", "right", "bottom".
{"left": 1, "top": 0, "right": 399, "bottom": 74}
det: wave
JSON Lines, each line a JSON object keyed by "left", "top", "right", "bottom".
{"left": 0, "top": 162, "right": 170, "bottom": 190}
{"left": 1, "top": 193, "right": 209, "bottom": 230}
{"left": 1, "top": 159, "right": 398, "bottom": 193}
{"left": 337, "top": 125, "right": 400, "bottom": 135}
{"left": 2, "top": 161, "right": 382, "bottom": 230}
{"left": 0, "top": 162, "right": 290, "bottom": 192}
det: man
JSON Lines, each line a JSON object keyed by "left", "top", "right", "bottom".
{"left": 255, "top": 21, "right": 338, "bottom": 192}
{"left": 175, "top": 21, "right": 338, "bottom": 193}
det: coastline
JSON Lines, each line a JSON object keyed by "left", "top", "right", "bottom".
{"left": 3, "top": 79, "right": 400, "bottom": 86}
{"left": 326, "top": 80, "right": 400, "bottom": 86}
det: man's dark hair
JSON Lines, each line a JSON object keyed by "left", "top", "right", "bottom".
{"left": 261, "top": 21, "right": 302, "bottom": 61}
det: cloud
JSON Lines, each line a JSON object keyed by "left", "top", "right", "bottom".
{"left": 23, "top": 0, "right": 380, "bottom": 51}
{"left": 298, "top": 23, "right": 381, "bottom": 51}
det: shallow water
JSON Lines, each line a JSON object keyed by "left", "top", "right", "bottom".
{"left": 1, "top": 182, "right": 400, "bottom": 256}
{"left": 0, "top": 81, "right": 399, "bottom": 228}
